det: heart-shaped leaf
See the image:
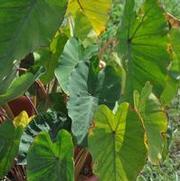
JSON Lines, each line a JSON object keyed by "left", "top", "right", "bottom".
{"left": 18, "top": 111, "right": 71, "bottom": 164}
{"left": 27, "top": 130, "right": 74, "bottom": 181}
{"left": 88, "top": 103, "right": 146, "bottom": 181}
{"left": 68, "top": 60, "right": 121, "bottom": 143}
{"left": 118, "top": 0, "right": 173, "bottom": 102}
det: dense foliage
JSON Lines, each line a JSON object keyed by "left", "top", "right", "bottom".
{"left": 0, "top": 0, "right": 179, "bottom": 180}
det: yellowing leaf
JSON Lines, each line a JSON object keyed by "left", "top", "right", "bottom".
{"left": 13, "top": 111, "right": 33, "bottom": 128}
{"left": 67, "top": 0, "right": 112, "bottom": 35}
{"left": 134, "top": 82, "right": 168, "bottom": 164}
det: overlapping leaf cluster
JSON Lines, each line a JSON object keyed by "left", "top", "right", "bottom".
{"left": 0, "top": 0, "right": 179, "bottom": 181}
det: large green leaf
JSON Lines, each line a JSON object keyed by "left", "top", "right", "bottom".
{"left": 134, "top": 82, "right": 168, "bottom": 164}
{"left": 27, "top": 130, "right": 74, "bottom": 181}
{"left": 88, "top": 103, "right": 146, "bottom": 181}
{"left": 118, "top": 0, "right": 171, "bottom": 102}
{"left": 0, "top": 121, "right": 23, "bottom": 178}
{"left": 0, "top": 66, "right": 44, "bottom": 105}
{"left": 0, "top": 0, "right": 67, "bottom": 80}
{"left": 18, "top": 111, "right": 71, "bottom": 164}
{"left": 67, "top": 60, "right": 121, "bottom": 143}
{"left": 55, "top": 38, "right": 98, "bottom": 94}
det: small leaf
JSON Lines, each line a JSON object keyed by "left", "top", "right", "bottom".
{"left": 27, "top": 130, "right": 74, "bottom": 181}
{"left": 13, "top": 111, "right": 32, "bottom": 128}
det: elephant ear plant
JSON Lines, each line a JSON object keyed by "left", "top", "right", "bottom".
{"left": 0, "top": 0, "right": 179, "bottom": 180}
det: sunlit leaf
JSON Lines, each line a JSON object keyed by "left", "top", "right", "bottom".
{"left": 89, "top": 103, "right": 146, "bottom": 181}
{"left": 118, "top": 0, "right": 172, "bottom": 102}
{"left": 67, "top": 0, "right": 112, "bottom": 35}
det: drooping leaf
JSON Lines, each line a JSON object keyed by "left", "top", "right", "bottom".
{"left": 118, "top": 0, "right": 172, "bottom": 102}
{"left": 88, "top": 103, "right": 146, "bottom": 181}
{"left": 0, "top": 66, "right": 45, "bottom": 105}
{"left": 18, "top": 111, "right": 71, "bottom": 164}
{"left": 67, "top": 60, "right": 121, "bottom": 143}
{"left": 0, "top": 121, "right": 23, "bottom": 178}
{"left": 27, "top": 130, "right": 74, "bottom": 181}
{"left": 134, "top": 82, "right": 168, "bottom": 164}
{"left": 0, "top": 0, "right": 67, "bottom": 80}
{"left": 67, "top": 0, "right": 112, "bottom": 35}
{"left": 55, "top": 38, "right": 98, "bottom": 94}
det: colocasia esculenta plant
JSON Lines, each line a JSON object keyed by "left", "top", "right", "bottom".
{"left": 0, "top": 0, "right": 179, "bottom": 181}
